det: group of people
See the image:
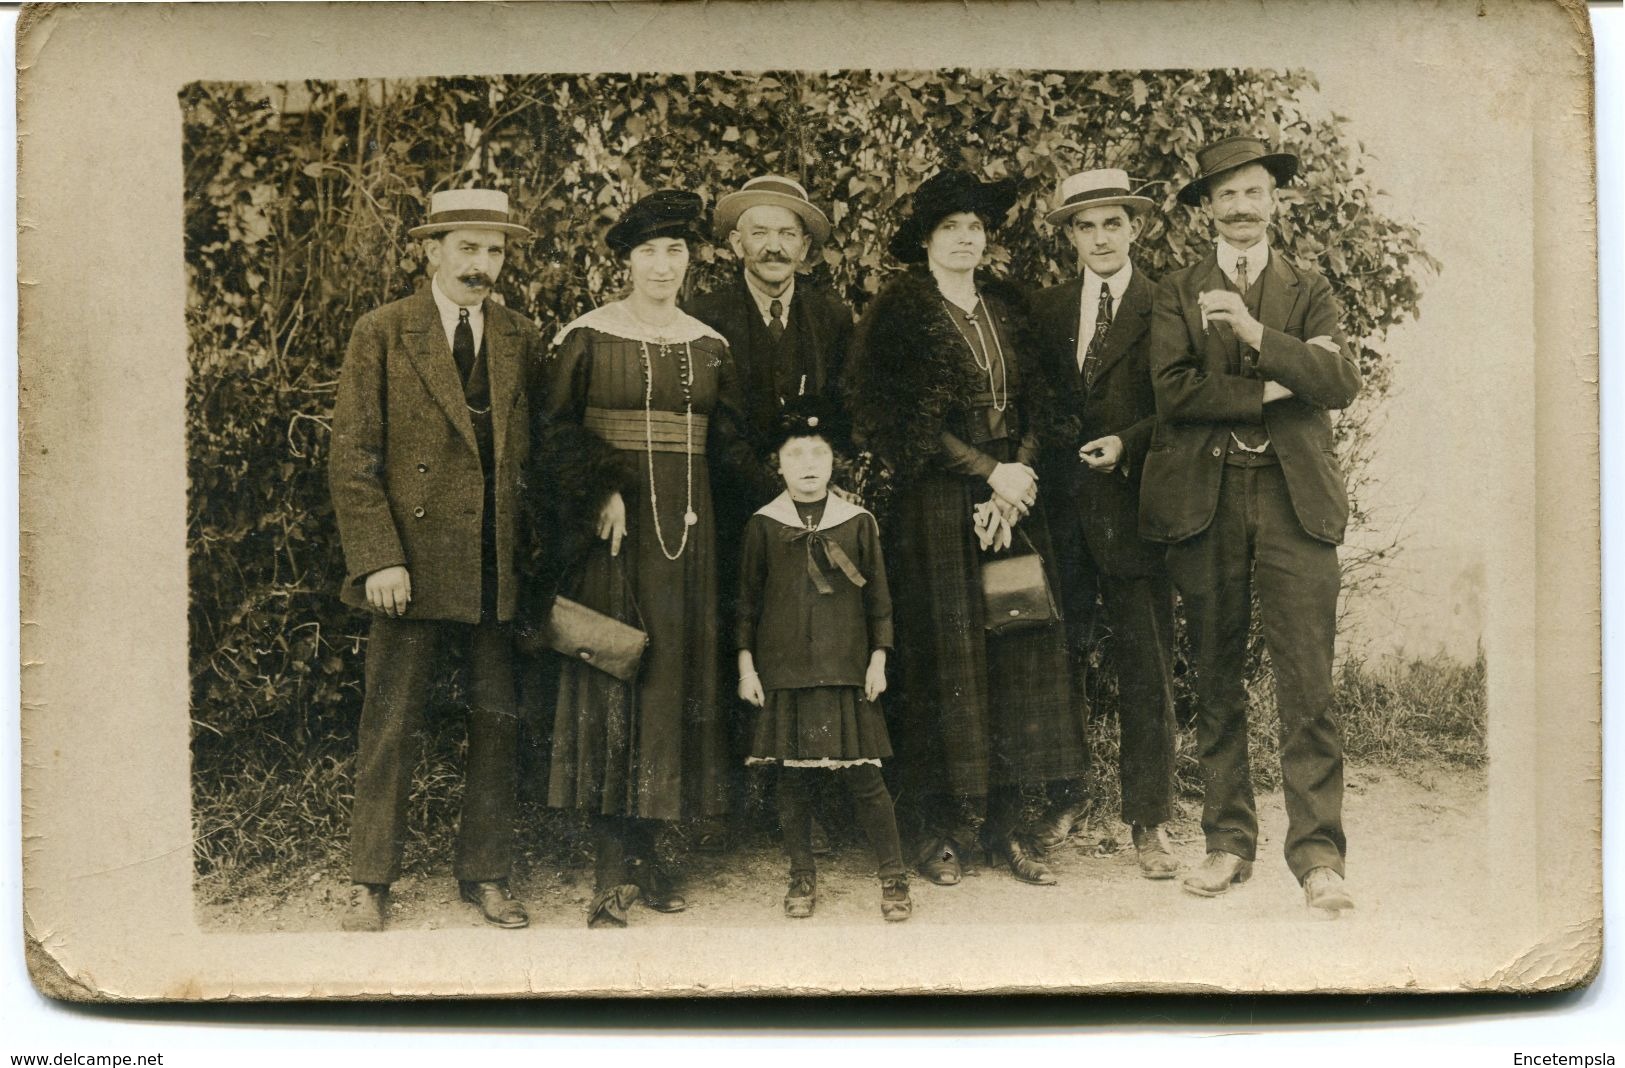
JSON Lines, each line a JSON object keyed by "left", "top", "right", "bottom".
{"left": 328, "top": 133, "right": 1362, "bottom": 933}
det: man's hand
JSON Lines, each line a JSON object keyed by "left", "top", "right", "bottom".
{"left": 597, "top": 492, "right": 627, "bottom": 556}
{"left": 365, "top": 565, "right": 412, "bottom": 617}
{"left": 1262, "top": 380, "right": 1295, "bottom": 404}
{"left": 1198, "top": 289, "right": 1265, "bottom": 350}
{"left": 987, "top": 462, "right": 1038, "bottom": 512}
{"left": 1078, "top": 435, "right": 1124, "bottom": 473}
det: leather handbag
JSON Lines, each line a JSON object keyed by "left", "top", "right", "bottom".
{"left": 980, "top": 529, "right": 1063, "bottom": 635}
{"left": 515, "top": 554, "right": 649, "bottom": 682}
{"left": 544, "top": 593, "right": 648, "bottom": 682}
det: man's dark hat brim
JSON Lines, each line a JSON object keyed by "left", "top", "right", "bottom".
{"left": 887, "top": 170, "right": 1020, "bottom": 264}
{"left": 606, "top": 189, "right": 709, "bottom": 255}
{"left": 1177, "top": 136, "right": 1301, "bottom": 207}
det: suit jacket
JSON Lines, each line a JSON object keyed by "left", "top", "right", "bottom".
{"left": 1031, "top": 265, "right": 1164, "bottom": 576}
{"left": 329, "top": 285, "right": 542, "bottom": 622}
{"left": 1139, "top": 248, "right": 1363, "bottom": 546}
{"left": 686, "top": 274, "right": 854, "bottom": 453}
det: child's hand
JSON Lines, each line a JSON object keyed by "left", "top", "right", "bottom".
{"left": 739, "top": 672, "right": 765, "bottom": 708}
{"left": 864, "top": 661, "right": 888, "bottom": 702}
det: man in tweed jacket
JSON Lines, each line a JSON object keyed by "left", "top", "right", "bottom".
{"left": 329, "top": 189, "right": 542, "bottom": 931}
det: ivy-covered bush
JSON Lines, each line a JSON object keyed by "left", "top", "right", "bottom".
{"left": 185, "top": 70, "right": 1436, "bottom": 881}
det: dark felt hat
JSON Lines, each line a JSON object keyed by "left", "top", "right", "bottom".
{"left": 766, "top": 393, "right": 852, "bottom": 456}
{"left": 1177, "top": 135, "right": 1300, "bottom": 207}
{"left": 605, "top": 189, "right": 708, "bottom": 256}
{"left": 887, "top": 169, "right": 1020, "bottom": 264}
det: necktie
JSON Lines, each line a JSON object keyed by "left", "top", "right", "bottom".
{"left": 768, "top": 298, "right": 785, "bottom": 341}
{"left": 1081, "top": 283, "right": 1113, "bottom": 387}
{"left": 1235, "top": 254, "right": 1250, "bottom": 294}
{"left": 453, "top": 306, "right": 476, "bottom": 384}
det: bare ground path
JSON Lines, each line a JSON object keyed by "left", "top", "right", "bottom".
{"left": 199, "top": 763, "right": 1484, "bottom": 933}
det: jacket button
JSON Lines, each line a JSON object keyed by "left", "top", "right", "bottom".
{"left": 1211, "top": 447, "right": 1222, "bottom": 457}
{"left": 413, "top": 506, "right": 426, "bottom": 518}
{"left": 417, "top": 463, "right": 428, "bottom": 473}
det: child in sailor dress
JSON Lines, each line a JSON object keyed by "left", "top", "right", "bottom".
{"left": 735, "top": 402, "right": 911, "bottom": 922}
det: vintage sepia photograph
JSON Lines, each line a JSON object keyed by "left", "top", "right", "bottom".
{"left": 18, "top": 0, "right": 1598, "bottom": 999}
{"left": 184, "top": 67, "right": 1467, "bottom": 938}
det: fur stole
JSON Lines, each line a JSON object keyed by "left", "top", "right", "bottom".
{"left": 518, "top": 413, "right": 636, "bottom": 612}
{"left": 845, "top": 267, "right": 1076, "bottom": 481}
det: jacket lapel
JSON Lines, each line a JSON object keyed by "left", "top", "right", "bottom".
{"left": 1259, "top": 251, "right": 1302, "bottom": 332}
{"left": 403, "top": 288, "right": 477, "bottom": 453}
{"left": 485, "top": 306, "right": 521, "bottom": 468}
{"left": 1085, "top": 268, "right": 1151, "bottom": 388}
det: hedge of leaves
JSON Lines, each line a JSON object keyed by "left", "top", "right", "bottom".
{"left": 185, "top": 69, "right": 1436, "bottom": 879}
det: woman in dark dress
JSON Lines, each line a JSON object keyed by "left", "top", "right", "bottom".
{"left": 845, "top": 170, "right": 1088, "bottom": 888}
{"left": 527, "top": 190, "right": 764, "bottom": 927}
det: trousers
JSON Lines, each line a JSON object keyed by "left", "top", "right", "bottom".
{"left": 349, "top": 616, "right": 518, "bottom": 885}
{"left": 1164, "top": 463, "right": 1346, "bottom": 881}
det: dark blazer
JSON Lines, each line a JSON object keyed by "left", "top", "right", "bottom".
{"left": 1139, "top": 248, "right": 1363, "bottom": 546}
{"left": 329, "top": 285, "right": 542, "bottom": 622}
{"left": 1032, "top": 265, "right": 1164, "bottom": 576}
{"left": 687, "top": 274, "right": 854, "bottom": 451}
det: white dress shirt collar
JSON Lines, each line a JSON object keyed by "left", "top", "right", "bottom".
{"left": 1216, "top": 238, "right": 1270, "bottom": 288}
{"left": 743, "top": 271, "right": 795, "bottom": 327}
{"left": 431, "top": 271, "right": 484, "bottom": 353}
{"left": 1076, "top": 262, "right": 1134, "bottom": 371}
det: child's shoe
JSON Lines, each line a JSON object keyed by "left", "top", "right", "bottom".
{"left": 783, "top": 871, "right": 816, "bottom": 918}
{"left": 880, "top": 876, "right": 912, "bottom": 922}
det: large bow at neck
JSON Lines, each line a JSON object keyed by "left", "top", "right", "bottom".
{"left": 783, "top": 524, "right": 866, "bottom": 595}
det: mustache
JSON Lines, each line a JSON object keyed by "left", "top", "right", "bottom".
{"left": 458, "top": 272, "right": 493, "bottom": 288}
{"left": 754, "top": 252, "right": 793, "bottom": 264}
{"left": 1219, "top": 213, "right": 1264, "bottom": 224}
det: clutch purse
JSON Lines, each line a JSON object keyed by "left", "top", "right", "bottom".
{"left": 980, "top": 530, "right": 1062, "bottom": 635}
{"left": 543, "top": 594, "right": 648, "bottom": 682}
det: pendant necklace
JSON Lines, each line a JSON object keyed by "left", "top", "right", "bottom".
{"left": 638, "top": 337, "right": 698, "bottom": 561}
{"left": 945, "top": 295, "right": 1008, "bottom": 412}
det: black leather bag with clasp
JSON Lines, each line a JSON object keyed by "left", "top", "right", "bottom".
{"left": 980, "top": 528, "right": 1063, "bottom": 635}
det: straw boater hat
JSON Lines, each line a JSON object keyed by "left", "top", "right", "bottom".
{"left": 1176, "top": 135, "right": 1300, "bottom": 207}
{"left": 1044, "top": 168, "right": 1156, "bottom": 226}
{"left": 408, "top": 188, "right": 532, "bottom": 239}
{"left": 712, "top": 175, "right": 833, "bottom": 245}
{"left": 605, "top": 189, "right": 708, "bottom": 256}
{"left": 887, "top": 169, "right": 1020, "bottom": 264}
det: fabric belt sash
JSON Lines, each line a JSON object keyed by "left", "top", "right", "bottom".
{"left": 584, "top": 406, "right": 709, "bottom": 454}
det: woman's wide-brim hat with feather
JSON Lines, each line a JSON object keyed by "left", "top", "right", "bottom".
{"left": 605, "top": 189, "right": 708, "bottom": 256}
{"left": 887, "top": 169, "right": 1020, "bottom": 264}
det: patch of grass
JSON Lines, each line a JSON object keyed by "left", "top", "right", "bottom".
{"left": 1333, "top": 646, "right": 1487, "bottom": 770}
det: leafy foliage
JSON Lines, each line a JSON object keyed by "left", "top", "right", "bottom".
{"left": 185, "top": 70, "right": 1437, "bottom": 880}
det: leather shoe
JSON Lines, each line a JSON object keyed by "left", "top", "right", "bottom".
{"left": 916, "top": 837, "right": 962, "bottom": 885}
{"left": 626, "top": 857, "right": 687, "bottom": 913}
{"left": 458, "top": 880, "right": 529, "bottom": 928}
{"left": 783, "top": 872, "right": 816, "bottom": 918}
{"left": 340, "top": 883, "right": 389, "bottom": 932}
{"left": 587, "top": 884, "right": 640, "bottom": 929}
{"left": 1180, "top": 851, "right": 1252, "bottom": 897}
{"left": 1032, "top": 802, "right": 1088, "bottom": 853}
{"left": 1302, "top": 867, "right": 1354, "bottom": 914}
{"left": 880, "top": 876, "right": 912, "bottom": 922}
{"left": 995, "top": 834, "right": 1057, "bottom": 885}
{"left": 1131, "top": 823, "right": 1181, "bottom": 880}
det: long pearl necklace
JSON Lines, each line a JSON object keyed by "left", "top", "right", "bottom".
{"left": 638, "top": 338, "right": 698, "bottom": 561}
{"left": 945, "top": 295, "right": 1009, "bottom": 412}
